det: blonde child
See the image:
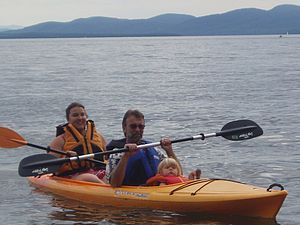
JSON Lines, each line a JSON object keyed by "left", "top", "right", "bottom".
{"left": 146, "top": 158, "right": 200, "bottom": 186}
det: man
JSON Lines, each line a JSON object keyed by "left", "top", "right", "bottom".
{"left": 106, "top": 109, "right": 182, "bottom": 187}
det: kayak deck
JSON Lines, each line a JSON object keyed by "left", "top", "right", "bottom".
{"left": 28, "top": 175, "right": 287, "bottom": 219}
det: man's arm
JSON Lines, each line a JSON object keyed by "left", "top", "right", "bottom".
{"left": 109, "top": 154, "right": 130, "bottom": 187}
{"left": 160, "top": 138, "right": 183, "bottom": 175}
{"left": 108, "top": 144, "right": 138, "bottom": 187}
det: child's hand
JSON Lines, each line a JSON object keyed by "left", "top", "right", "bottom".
{"left": 188, "top": 169, "right": 201, "bottom": 179}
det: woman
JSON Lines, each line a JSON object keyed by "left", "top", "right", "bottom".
{"left": 49, "top": 102, "right": 106, "bottom": 183}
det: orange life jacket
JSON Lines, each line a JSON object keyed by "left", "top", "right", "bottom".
{"left": 146, "top": 174, "right": 189, "bottom": 186}
{"left": 57, "top": 120, "right": 106, "bottom": 175}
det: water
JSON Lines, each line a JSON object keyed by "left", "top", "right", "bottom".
{"left": 0, "top": 35, "right": 299, "bottom": 225}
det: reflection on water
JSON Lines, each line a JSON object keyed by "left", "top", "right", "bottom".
{"left": 35, "top": 190, "right": 280, "bottom": 225}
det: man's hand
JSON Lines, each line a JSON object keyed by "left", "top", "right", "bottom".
{"left": 160, "top": 138, "right": 173, "bottom": 154}
{"left": 124, "top": 143, "right": 138, "bottom": 157}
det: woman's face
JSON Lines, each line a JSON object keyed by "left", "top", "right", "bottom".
{"left": 68, "top": 106, "right": 87, "bottom": 132}
{"left": 161, "top": 164, "right": 179, "bottom": 177}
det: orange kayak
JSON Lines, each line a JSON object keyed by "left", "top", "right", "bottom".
{"left": 28, "top": 175, "right": 287, "bottom": 219}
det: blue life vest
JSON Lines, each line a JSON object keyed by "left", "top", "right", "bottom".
{"left": 106, "top": 139, "right": 160, "bottom": 186}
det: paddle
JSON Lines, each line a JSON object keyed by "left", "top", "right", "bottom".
{"left": 0, "top": 127, "right": 105, "bottom": 165}
{"left": 18, "top": 119, "right": 263, "bottom": 177}
{"left": 0, "top": 127, "right": 68, "bottom": 155}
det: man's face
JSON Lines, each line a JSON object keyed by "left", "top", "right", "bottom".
{"left": 123, "top": 115, "right": 145, "bottom": 144}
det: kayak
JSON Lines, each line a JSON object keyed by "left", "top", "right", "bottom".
{"left": 28, "top": 175, "right": 287, "bottom": 219}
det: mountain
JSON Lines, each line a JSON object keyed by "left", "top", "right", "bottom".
{"left": 0, "top": 14, "right": 195, "bottom": 38}
{"left": 0, "top": 4, "right": 299, "bottom": 38}
{"left": 0, "top": 25, "right": 23, "bottom": 32}
{"left": 172, "top": 5, "right": 300, "bottom": 35}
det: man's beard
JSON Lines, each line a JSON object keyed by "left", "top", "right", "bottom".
{"left": 127, "top": 133, "right": 142, "bottom": 144}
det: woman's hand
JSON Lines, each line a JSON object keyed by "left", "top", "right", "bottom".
{"left": 66, "top": 150, "right": 77, "bottom": 157}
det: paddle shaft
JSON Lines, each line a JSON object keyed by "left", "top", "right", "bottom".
{"left": 32, "top": 143, "right": 104, "bottom": 165}
{"left": 23, "top": 125, "right": 257, "bottom": 168}
{"left": 0, "top": 127, "right": 107, "bottom": 166}
{"left": 171, "top": 125, "right": 257, "bottom": 143}
{"left": 25, "top": 142, "right": 66, "bottom": 155}
{"left": 12, "top": 138, "right": 103, "bottom": 165}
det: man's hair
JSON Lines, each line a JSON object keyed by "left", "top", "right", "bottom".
{"left": 122, "top": 109, "right": 144, "bottom": 135}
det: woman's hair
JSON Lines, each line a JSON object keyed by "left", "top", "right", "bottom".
{"left": 157, "top": 158, "right": 180, "bottom": 176}
{"left": 65, "top": 102, "right": 85, "bottom": 121}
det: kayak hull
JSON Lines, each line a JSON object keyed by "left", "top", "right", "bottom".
{"left": 28, "top": 175, "right": 287, "bottom": 219}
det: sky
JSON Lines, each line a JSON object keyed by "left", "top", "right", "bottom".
{"left": 1, "top": 0, "right": 300, "bottom": 27}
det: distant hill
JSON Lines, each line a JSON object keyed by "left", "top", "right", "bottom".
{"left": 1, "top": 4, "right": 299, "bottom": 38}
{"left": 0, "top": 25, "right": 23, "bottom": 32}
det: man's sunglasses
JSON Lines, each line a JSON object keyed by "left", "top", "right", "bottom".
{"left": 129, "top": 124, "right": 145, "bottom": 129}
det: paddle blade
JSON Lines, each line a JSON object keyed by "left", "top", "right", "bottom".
{"left": 18, "top": 154, "right": 61, "bottom": 177}
{"left": 0, "top": 127, "right": 27, "bottom": 148}
{"left": 220, "top": 120, "right": 263, "bottom": 141}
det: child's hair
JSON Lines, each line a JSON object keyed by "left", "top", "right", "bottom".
{"left": 157, "top": 158, "right": 181, "bottom": 176}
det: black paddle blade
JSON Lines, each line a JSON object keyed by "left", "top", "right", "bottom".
{"left": 18, "top": 154, "right": 61, "bottom": 177}
{"left": 220, "top": 119, "right": 263, "bottom": 141}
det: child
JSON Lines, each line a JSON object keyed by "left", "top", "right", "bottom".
{"left": 146, "top": 158, "right": 200, "bottom": 186}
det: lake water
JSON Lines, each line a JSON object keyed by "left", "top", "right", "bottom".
{"left": 0, "top": 35, "right": 299, "bottom": 225}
